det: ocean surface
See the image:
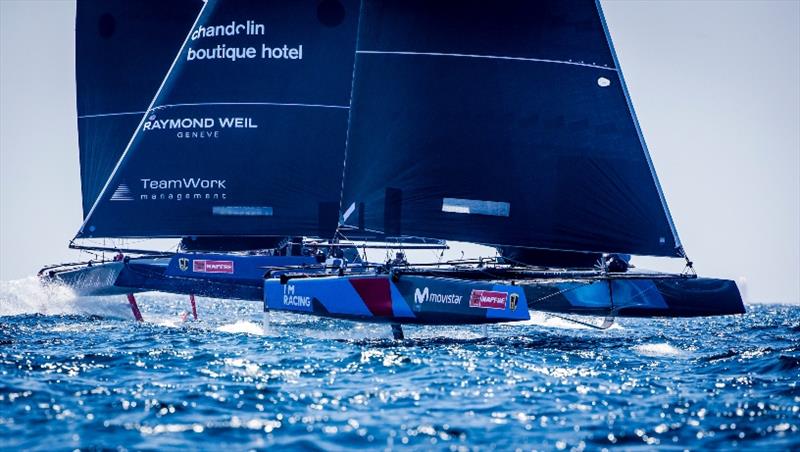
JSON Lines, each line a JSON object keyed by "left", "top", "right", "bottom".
{"left": 0, "top": 277, "right": 798, "bottom": 450}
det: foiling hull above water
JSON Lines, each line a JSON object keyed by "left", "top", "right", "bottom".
{"left": 42, "top": 253, "right": 320, "bottom": 301}
{"left": 264, "top": 273, "right": 744, "bottom": 325}
{"left": 41, "top": 255, "right": 745, "bottom": 325}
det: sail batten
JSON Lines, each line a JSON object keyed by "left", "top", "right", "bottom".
{"left": 355, "top": 50, "right": 618, "bottom": 72}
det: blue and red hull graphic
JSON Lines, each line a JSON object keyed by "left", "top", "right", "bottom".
{"left": 266, "top": 275, "right": 530, "bottom": 325}
{"left": 265, "top": 274, "right": 745, "bottom": 325}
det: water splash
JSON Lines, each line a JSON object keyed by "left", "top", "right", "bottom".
{"left": 216, "top": 320, "right": 265, "bottom": 336}
{"left": 0, "top": 277, "right": 131, "bottom": 318}
{"left": 634, "top": 342, "right": 686, "bottom": 357}
{"left": 520, "top": 311, "right": 623, "bottom": 330}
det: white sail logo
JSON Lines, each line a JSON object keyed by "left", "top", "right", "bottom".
{"left": 142, "top": 117, "right": 258, "bottom": 131}
{"left": 142, "top": 115, "right": 258, "bottom": 139}
{"left": 141, "top": 178, "right": 226, "bottom": 190}
{"left": 109, "top": 178, "right": 229, "bottom": 202}
{"left": 413, "top": 287, "right": 462, "bottom": 305}
{"left": 109, "top": 184, "right": 133, "bottom": 201}
{"left": 414, "top": 287, "right": 429, "bottom": 304}
{"left": 283, "top": 284, "right": 311, "bottom": 308}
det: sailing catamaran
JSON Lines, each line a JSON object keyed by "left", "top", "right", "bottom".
{"left": 41, "top": 0, "right": 745, "bottom": 338}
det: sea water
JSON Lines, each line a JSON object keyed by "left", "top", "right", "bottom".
{"left": 0, "top": 278, "right": 798, "bottom": 450}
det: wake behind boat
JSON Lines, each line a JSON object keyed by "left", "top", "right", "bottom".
{"left": 41, "top": 0, "right": 744, "bottom": 338}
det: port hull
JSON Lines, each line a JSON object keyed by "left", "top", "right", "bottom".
{"left": 264, "top": 273, "right": 745, "bottom": 325}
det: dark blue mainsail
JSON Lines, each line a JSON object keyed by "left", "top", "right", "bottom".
{"left": 76, "top": 0, "right": 204, "bottom": 218}
{"left": 77, "top": 0, "right": 360, "bottom": 238}
{"left": 339, "top": 0, "right": 682, "bottom": 257}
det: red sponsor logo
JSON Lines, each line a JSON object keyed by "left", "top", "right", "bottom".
{"left": 192, "top": 260, "right": 234, "bottom": 274}
{"left": 469, "top": 290, "right": 508, "bottom": 310}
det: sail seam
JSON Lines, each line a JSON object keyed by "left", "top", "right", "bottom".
{"left": 78, "top": 110, "right": 147, "bottom": 119}
{"left": 356, "top": 50, "right": 617, "bottom": 71}
{"left": 152, "top": 101, "right": 349, "bottom": 110}
{"left": 80, "top": 102, "right": 349, "bottom": 119}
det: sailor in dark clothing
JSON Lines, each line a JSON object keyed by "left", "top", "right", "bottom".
{"left": 390, "top": 252, "right": 408, "bottom": 267}
{"left": 605, "top": 254, "right": 631, "bottom": 273}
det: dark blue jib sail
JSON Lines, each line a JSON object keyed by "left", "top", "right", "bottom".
{"left": 339, "top": 0, "right": 683, "bottom": 257}
{"left": 77, "top": 0, "right": 359, "bottom": 238}
{"left": 76, "top": 0, "right": 204, "bottom": 218}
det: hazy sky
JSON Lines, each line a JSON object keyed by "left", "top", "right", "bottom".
{"left": 1, "top": 0, "right": 798, "bottom": 302}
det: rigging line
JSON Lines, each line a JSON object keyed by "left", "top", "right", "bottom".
{"left": 543, "top": 312, "right": 616, "bottom": 330}
{"left": 494, "top": 253, "right": 544, "bottom": 272}
{"left": 78, "top": 110, "right": 147, "bottom": 119}
{"left": 79, "top": 101, "right": 348, "bottom": 120}
{"left": 609, "top": 274, "right": 614, "bottom": 312}
{"left": 356, "top": 50, "right": 618, "bottom": 72}
{"left": 336, "top": 0, "right": 367, "bottom": 238}
{"left": 529, "top": 280, "right": 599, "bottom": 305}
{"left": 151, "top": 101, "right": 350, "bottom": 111}
{"left": 622, "top": 283, "right": 659, "bottom": 306}
{"left": 473, "top": 265, "right": 506, "bottom": 280}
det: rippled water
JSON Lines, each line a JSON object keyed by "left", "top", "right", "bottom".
{"left": 1, "top": 277, "right": 798, "bottom": 450}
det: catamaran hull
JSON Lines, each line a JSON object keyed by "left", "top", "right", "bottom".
{"left": 44, "top": 262, "right": 134, "bottom": 297}
{"left": 43, "top": 260, "right": 263, "bottom": 300}
{"left": 44, "top": 258, "right": 745, "bottom": 326}
{"left": 519, "top": 275, "right": 745, "bottom": 318}
{"left": 41, "top": 253, "right": 319, "bottom": 301}
{"left": 113, "top": 257, "right": 263, "bottom": 301}
{"left": 264, "top": 274, "right": 745, "bottom": 325}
